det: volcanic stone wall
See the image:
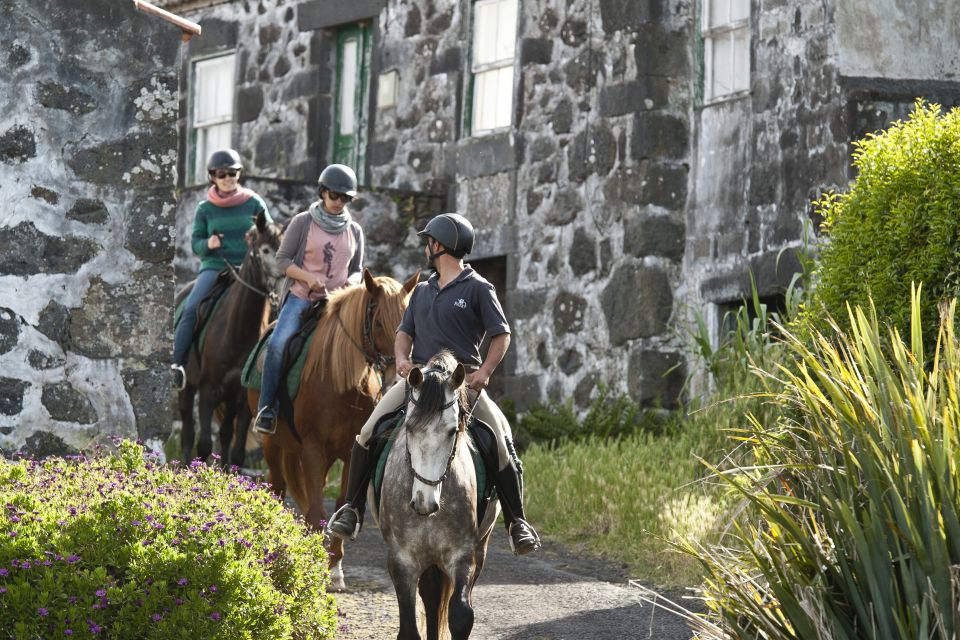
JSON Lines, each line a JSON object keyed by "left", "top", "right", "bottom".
{"left": 0, "top": 0, "right": 181, "bottom": 455}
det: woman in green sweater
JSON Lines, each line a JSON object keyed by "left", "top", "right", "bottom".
{"left": 171, "top": 149, "right": 273, "bottom": 390}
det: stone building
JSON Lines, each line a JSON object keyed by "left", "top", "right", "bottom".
{"left": 166, "top": 0, "right": 960, "bottom": 414}
{"left": 0, "top": 0, "right": 185, "bottom": 455}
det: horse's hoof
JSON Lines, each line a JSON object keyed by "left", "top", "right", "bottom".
{"left": 329, "top": 565, "right": 346, "bottom": 592}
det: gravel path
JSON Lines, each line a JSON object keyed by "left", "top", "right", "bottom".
{"left": 330, "top": 518, "right": 697, "bottom": 640}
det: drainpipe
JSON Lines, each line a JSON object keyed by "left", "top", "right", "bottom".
{"left": 132, "top": 0, "right": 202, "bottom": 41}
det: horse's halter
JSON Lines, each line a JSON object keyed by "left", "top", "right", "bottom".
{"left": 404, "top": 374, "right": 463, "bottom": 487}
{"left": 335, "top": 297, "right": 396, "bottom": 380}
{"left": 214, "top": 239, "right": 280, "bottom": 308}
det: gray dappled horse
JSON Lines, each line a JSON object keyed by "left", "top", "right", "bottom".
{"left": 372, "top": 351, "right": 500, "bottom": 640}
{"left": 176, "top": 210, "right": 283, "bottom": 466}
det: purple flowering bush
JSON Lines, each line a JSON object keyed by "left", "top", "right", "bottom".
{"left": 0, "top": 440, "right": 336, "bottom": 639}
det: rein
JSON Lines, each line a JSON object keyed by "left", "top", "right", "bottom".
{"left": 215, "top": 248, "right": 279, "bottom": 308}
{"left": 335, "top": 297, "right": 396, "bottom": 395}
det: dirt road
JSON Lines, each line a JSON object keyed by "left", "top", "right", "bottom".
{"left": 330, "top": 520, "right": 696, "bottom": 640}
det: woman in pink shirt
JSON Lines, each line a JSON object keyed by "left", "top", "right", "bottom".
{"left": 254, "top": 164, "right": 365, "bottom": 434}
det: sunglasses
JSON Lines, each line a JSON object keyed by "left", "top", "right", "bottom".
{"left": 211, "top": 169, "right": 239, "bottom": 179}
{"left": 325, "top": 190, "right": 353, "bottom": 204}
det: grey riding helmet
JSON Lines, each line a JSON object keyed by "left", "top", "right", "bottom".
{"left": 206, "top": 149, "right": 243, "bottom": 171}
{"left": 318, "top": 164, "right": 358, "bottom": 196}
{"left": 418, "top": 213, "right": 475, "bottom": 258}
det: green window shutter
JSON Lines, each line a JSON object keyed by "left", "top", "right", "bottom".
{"left": 333, "top": 23, "right": 372, "bottom": 178}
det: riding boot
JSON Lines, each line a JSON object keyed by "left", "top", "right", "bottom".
{"left": 327, "top": 441, "right": 375, "bottom": 541}
{"left": 494, "top": 463, "right": 541, "bottom": 555}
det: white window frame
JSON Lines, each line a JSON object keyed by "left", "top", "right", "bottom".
{"left": 471, "top": 0, "right": 518, "bottom": 135}
{"left": 191, "top": 53, "right": 236, "bottom": 185}
{"left": 701, "top": 0, "right": 751, "bottom": 104}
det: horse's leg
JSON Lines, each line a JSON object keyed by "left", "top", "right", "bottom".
{"left": 300, "top": 445, "right": 345, "bottom": 590}
{"left": 263, "top": 437, "right": 286, "bottom": 498}
{"left": 230, "top": 400, "right": 251, "bottom": 469}
{"left": 418, "top": 566, "right": 445, "bottom": 640}
{"left": 218, "top": 400, "right": 236, "bottom": 468}
{"left": 196, "top": 390, "right": 220, "bottom": 462}
{"left": 178, "top": 385, "right": 196, "bottom": 463}
{"left": 447, "top": 564, "right": 476, "bottom": 640}
{"left": 387, "top": 557, "right": 422, "bottom": 640}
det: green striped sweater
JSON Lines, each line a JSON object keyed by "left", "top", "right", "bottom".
{"left": 191, "top": 195, "right": 273, "bottom": 272}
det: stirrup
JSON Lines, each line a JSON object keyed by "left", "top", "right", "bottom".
{"left": 508, "top": 518, "right": 541, "bottom": 556}
{"left": 326, "top": 504, "right": 362, "bottom": 541}
{"left": 171, "top": 364, "right": 186, "bottom": 391}
{"left": 253, "top": 406, "right": 277, "bottom": 435}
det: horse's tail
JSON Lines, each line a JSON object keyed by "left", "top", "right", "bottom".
{"left": 418, "top": 566, "right": 454, "bottom": 640}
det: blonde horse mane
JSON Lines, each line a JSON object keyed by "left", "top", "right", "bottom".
{"left": 301, "top": 275, "right": 409, "bottom": 396}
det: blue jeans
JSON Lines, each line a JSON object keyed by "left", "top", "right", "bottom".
{"left": 258, "top": 294, "right": 312, "bottom": 413}
{"left": 173, "top": 269, "right": 220, "bottom": 366}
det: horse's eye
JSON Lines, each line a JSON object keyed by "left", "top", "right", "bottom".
{"left": 449, "top": 427, "right": 458, "bottom": 437}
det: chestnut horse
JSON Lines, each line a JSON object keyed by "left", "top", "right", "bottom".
{"left": 177, "top": 210, "right": 284, "bottom": 467}
{"left": 372, "top": 351, "right": 499, "bottom": 640}
{"left": 248, "top": 269, "right": 419, "bottom": 590}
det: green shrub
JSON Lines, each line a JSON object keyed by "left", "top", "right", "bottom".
{"left": 812, "top": 100, "right": 960, "bottom": 350}
{"left": 681, "top": 288, "right": 960, "bottom": 639}
{"left": 0, "top": 440, "right": 337, "bottom": 639}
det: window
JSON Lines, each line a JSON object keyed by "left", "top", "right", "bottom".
{"left": 334, "top": 24, "right": 372, "bottom": 176}
{"left": 471, "top": 0, "right": 517, "bottom": 134}
{"left": 702, "top": 0, "right": 750, "bottom": 102}
{"left": 191, "top": 53, "right": 236, "bottom": 184}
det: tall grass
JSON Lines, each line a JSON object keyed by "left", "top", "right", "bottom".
{"left": 680, "top": 287, "right": 960, "bottom": 639}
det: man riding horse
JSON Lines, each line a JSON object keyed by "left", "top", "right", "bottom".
{"left": 327, "top": 213, "right": 541, "bottom": 556}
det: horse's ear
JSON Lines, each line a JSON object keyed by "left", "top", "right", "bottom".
{"left": 408, "top": 366, "right": 424, "bottom": 389}
{"left": 363, "top": 268, "right": 381, "bottom": 293}
{"left": 254, "top": 209, "right": 268, "bottom": 233}
{"left": 450, "top": 363, "right": 466, "bottom": 390}
{"left": 403, "top": 270, "right": 421, "bottom": 294}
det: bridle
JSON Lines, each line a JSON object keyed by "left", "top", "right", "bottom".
{"left": 403, "top": 371, "right": 479, "bottom": 487}
{"left": 335, "top": 297, "right": 396, "bottom": 383}
{"left": 215, "top": 242, "right": 280, "bottom": 309}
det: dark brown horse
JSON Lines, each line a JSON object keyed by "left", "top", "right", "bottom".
{"left": 248, "top": 269, "right": 419, "bottom": 590}
{"left": 177, "top": 210, "right": 284, "bottom": 466}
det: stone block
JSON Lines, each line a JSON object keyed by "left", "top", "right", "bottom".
{"left": 455, "top": 133, "right": 516, "bottom": 178}
{"left": 553, "top": 291, "right": 588, "bottom": 334}
{"left": 601, "top": 264, "right": 672, "bottom": 345}
{"left": 236, "top": 85, "right": 264, "bottom": 123}
{"left": 36, "top": 81, "right": 97, "bottom": 115}
{"left": 430, "top": 47, "right": 461, "bottom": 76}
{"left": 368, "top": 138, "right": 398, "bottom": 166}
{"left": 405, "top": 4, "right": 422, "bottom": 37}
{"left": 561, "top": 19, "right": 588, "bottom": 46}
{"left": 0, "top": 378, "right": 28, "bottom": 416}
{"left": 126, "top": 190, "right": 176, "bottom": 263}
{"left": 67, "top": 134, "right": 175, "bottom": 187}
{"left": 30, "top": 186, "right": 59, "bottom": 205}
{"left": 426, "top": 9, "right": 453, "bottom": 35}
{"left": 632, "top": 112, "right": 688, "bottom": 160}
{"left": 41, "top": 382, "right": 97, "bottom": 424}
{"left": 569, "top": 227, "right": 596, "bottom": 276}
{"left": 66, "top": 198, "right": 109, "bottom": 224}
{"left": 641, "top": 163, "right": 688, "bottom": 209}
{"left": 0, "top": 308, "right": 20, "bottom": 355}
{"left": 123, "top": 366, "right": 171, "bottom": 442}
{"left": 28, "top": 350, "right": 65, "bottom": 370}
{"left": 599, "top": 0, "right": 662, "bottom": 33}
{"left": 564, "top": 48, "right": 604, "bottom": 93}
{"left": 258, "top": 24, "right": 282, "bottom": 46}
{"left": 520, "top": 38, "right": 553, "bottom": 65}
{"left": 284, "top": 71, "right": 321, "bottom": 102}
{"left": 0, "top": 125, "right": 36, "bottom": 164}
{"left": 635, "top": 24, "right": 689, "bottom": 77}
{"left": 187, "top": 19, "right": 238, "bottom": 56}
{"left": 624, "top": 214, "right": 684, "bottom": 260}
{"left": 0, "top": 222, "right": 98, "bottom": 276}
{"left": 499, "top": 374, "right": 542, "bottom": 412}
{"left": 255, "top": 126, "right": 297, "bottom": 170}
{"left": 599, "top": 78, "right": 669, "bottom": 117}
{"left": 409, "top": 149, "right": 434, "bottom": 173}
{"left": 574, "top": 371, "right": 602, "bottom": 406}
{"left": 8, "top": 43, "right": 31, "bottom": 67}
{"left": 552, "top": 99, "right": 573, "bottom": 134}
{"left": 298, "top": 0, "right": 386, "bottom": 30}
{"left": 22, "top": 431, "right": 78, "bottom": 458}
{"left": 627, "top": 349, "right": 684, "bottom": 408}
{"left": 37, "top": 301, "right": 71, "bottom": 347}
{"left": 545, "top": 188, "right": 583, "bottom": 226}
{"left": 274, "top": 55, "right": 291, "bottom": 78}
{"left": 558, "top": 348, "right": 583, "bottom": 374}
{"left": 568, "top": 125, "right": 617, "bottom": 183}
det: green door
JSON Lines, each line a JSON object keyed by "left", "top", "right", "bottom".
{"left": 334, "top": 23, "right": 372, "bottom": 178}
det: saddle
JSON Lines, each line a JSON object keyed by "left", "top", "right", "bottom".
{"left": 173, "top": 269, "right": 233, "bottom": 360}
{"left": 370, "top": 408, "right": 499, "bottom": 522}
{"left": 240, "top": 299, "right": 327, "bottom": 429}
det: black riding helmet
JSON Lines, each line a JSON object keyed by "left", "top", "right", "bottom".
{"left": 207, "top": 149, "right": 243, "bottom": 172}
{"left": 418, "top": 213, "right": 475, "bottom": 259}
{"left": 318, "top": 164, "right": 358, "bottom": 197}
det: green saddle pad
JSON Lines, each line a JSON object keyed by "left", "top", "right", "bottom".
{"left": 240, "top": 325, "right": 315, "bottom": 402}
{"left": 174, "top": 292, "right": 227, "bottom": 358}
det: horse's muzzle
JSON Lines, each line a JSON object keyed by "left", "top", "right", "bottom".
{"left": 410, "top": 493, "right": 440, "bottom": 516}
